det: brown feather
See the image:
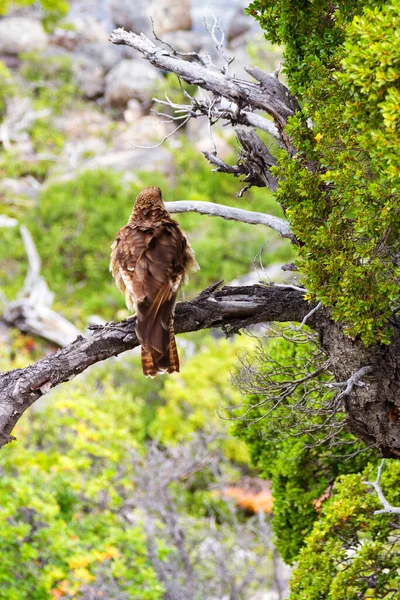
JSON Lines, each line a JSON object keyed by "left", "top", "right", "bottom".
{"left": 110, "top": 186, "right": 199, "bottom": 376}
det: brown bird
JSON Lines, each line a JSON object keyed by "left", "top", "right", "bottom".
{"left": 110, "top": 186, "right": 199, "bottom": 377}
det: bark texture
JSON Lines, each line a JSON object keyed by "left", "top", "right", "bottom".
{"left": 313, "top": 313, "right": 400, "bottom": 458}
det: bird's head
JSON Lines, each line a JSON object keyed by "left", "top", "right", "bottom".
{"left": 134, "top": 186, "right": 163, "bottom": 210}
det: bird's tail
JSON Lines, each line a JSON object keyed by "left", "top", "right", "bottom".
{"left": 141, "top": 321, "right": 179, "bottom": 377}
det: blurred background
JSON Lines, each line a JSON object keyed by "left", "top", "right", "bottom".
{"left": 0, "top": 0, "right": 293, "bottom": 598}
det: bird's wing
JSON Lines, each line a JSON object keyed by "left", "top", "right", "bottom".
{"left": 110, "top": 222, "right": 186, "bottom": 354}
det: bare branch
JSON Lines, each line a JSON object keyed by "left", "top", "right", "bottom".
{"left": 153, "top": 94, "right": 282, "bottom": 143}
{"left": 108, "top": 29, "right": 299, "bottom": 138}
{"left": 0, "top": 284, "right": 313, "bottom": 448}
{"left": 331, "top": 366, "right": 373, "bottom": 401}
{"left": 291, "top": 301, "right": 322, "bottom": 331}
{"left": 164, "top": 200, "right": 293, "bottom": 240}
{"left": 204, "top": 16, "right": 234, "bottom": 76}
{"left": 2, "top": 225, "right": 81, "bottom": 347}
{"left": 363, "top": 460, "right": 400, "bottom": 515}
{"left": 203, "top": 129, "right": 279, "bottom": 195}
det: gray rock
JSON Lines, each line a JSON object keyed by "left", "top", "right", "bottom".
{"left": 109, "top": 0, "right": 150, "bottom": 33}
{"left": 66, "top": 16, "right": 109, "bottom": 43}
{"left": 227, "top": 6, "right": 253, "bottom": 43}
{"left": 105, "top": 59, "right": 162, "bottom": 107}
{"left": 0, "top": 17, "right": 47, "bottom": 55}
{"left": 110, "top": 0, "right": 192, "bottom": 34}
{"left": 123, "top": 99, "right": 144, "bottom": 123}
{"left": 113, "top": 116, "right": 173, "bottom": 148}
{"left": 151, "top": 0, "right": 192, "bottom": 34}
{"left": 159, "top": 30, "right": 203, "bottom": 55}
{"left": 79, "top": 41, "right": 120, "bottom": 73}
{"left": 73, "top": 55, "right": 105, "bottom": 99}
{"left": 82, "top": 147, "right": 174, "bottom": 176}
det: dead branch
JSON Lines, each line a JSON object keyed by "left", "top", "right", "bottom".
{"left": 203, "top": 129, "right": 279, "bottom": 195}
{"left": 0, "top": 284, "right": 313, "bottom": 448}
{"left": 363, "top": 460, "right": 400, "bottom": 515}
{"left": 108, "top": 29, "right": 299, "bottom": 140}
{"left": 2, "top": 226, "right": 81, "bottom": 347}
{"left": 153, "top": 95, "right": 281, "bottom": 142}
{"left": 165, "top": 200, "right": 293, "bottom": 240}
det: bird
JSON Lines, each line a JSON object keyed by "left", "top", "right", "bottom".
{"left": 110, "top": 186, "right": 199, "bottom": 377}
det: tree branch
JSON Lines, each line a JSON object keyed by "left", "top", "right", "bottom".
{"left": 165, "top": 201, "right": 293, "bottom": 240}
{"left": 108, "top": 29, "right": 299, "bottom": 136}
{"left": 363, "top": 459, "right": 400, "bottom": 515}
{"left": 0, "top": 284, "right": 312, "bottom": 448}
{"left": 203, "top": 129, "right": 279, "bottom": 195}
{"left": 1, "top": 226, "right": 81, "bottom": 346}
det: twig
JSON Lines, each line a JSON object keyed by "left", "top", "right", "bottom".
{"left": 129, "top": 116, "right": 190, "bottom": 149}
{"left": 291, "top": 302, "right": 322, "bottom": 331}
{"left": 363, "top": 460, "right": 400, "bottom": 515}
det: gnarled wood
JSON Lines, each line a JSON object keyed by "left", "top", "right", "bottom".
{"left": 0, "top": 284, "right": 312, "bottom": 448}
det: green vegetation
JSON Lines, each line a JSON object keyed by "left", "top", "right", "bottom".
{"left": 249, "top": 0, "right": 400, "bottom": 344}
{"left": 0, "top": 0, "right": 69, "bottom": 29}
{"left": 1, "top": 156, "right": 291, "bottom": 323}
{"left": 290, "top": 461, "right": 400, "bottom": 599}
{"left": 0, "top": 338, "right": 272, "bottom": 599}
{"left": 234, "top": 336, "right": 374, "bottom": 563}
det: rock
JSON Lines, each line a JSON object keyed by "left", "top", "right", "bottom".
{"left": 194, "top": 133, "right": 233, "bottom": 159}
{"left": 109, "top": 0, "right": 150, "bottom": 33}
{"left": 50, "top": 27, "right": 80, "bottom": 51}
{"left": 79, "top": 41, "right": 120, "bottom": 74}
{"left": 227, "top": 6, "right": 252, "bottom": 44}
{"left": 0, "top": 17, "right": 47, "bottom": 55}
{"left": 53, "top": 108, "right": 114, "bottom": 140}
{"left": 123, "top": 99, "right": 144, "bottom": 123}
{"left": 105, "top": 59, "right": 162, "bottom": 107}
{"left": 151, "top": 0, "right": 192, "bottom": 34}
{"left": 66, "top": 16, "right": 109, "bottom": 44}
{"left": 110, "top": 0, "right": 192, "bottom": 34}
{"left": 81, "top": 147, "right": 174, "bottom": 176}
{"left": 159, "top": 30, "right": 203, "bottom": 55}
{"left": 73, "top": 55, "right": 105, "bottom": 99}
{"left": 113, "top": 115, "right": 173, "bottom": 148}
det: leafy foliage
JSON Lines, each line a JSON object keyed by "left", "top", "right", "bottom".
{"left": 289, "top": 461, "right": 400, "bottom": 599}
{"left": 0, "top": 371, "right": 163, "bottom": 600}
{"left": 148, "top": 336, "right": 250, "bottom": 463}
{"left": 248, "top": 0, "right": 400, "bottom": 344}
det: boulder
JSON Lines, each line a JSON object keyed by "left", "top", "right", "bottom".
{"left": 54, "top": 108, "right": 114, "bottom": 140}
{"left": 151, "top": 0, "right": 192, "bottom": 34}
{"left": 227, "top": 6, "right": 252, "bottom": 44}
{"left": 113, "top": 115, "right": 173, "bottom": 148}
{"left": 79, "top": 42, "right": 120, "bottom": 74}
{"left": 0, "top": 17, "right": 47, "bottom": 55}
{"left": 123, "top": 99, "right": 144, "bottom": 123}
{"left": 159, "top": 30, "right": 203, "bottom": 55}
{"left": 110, "top": 0, "right": 192, "bottom": 34}
{"left": 65, "top": 16, "right": 109, "bottom": 44}
{"left": 73, "top": 55, "right": 105, "bottom": 99}
{"left": 109, "top": 0, "right": 150, "bottom": 33}
{"left": 105, "top": 59, "right": 162, "bottom": 107}
{"left": 82, "top": 147, "right": 174, "bottom": 176}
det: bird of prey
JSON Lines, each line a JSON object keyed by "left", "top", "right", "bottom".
{"left": 110, "top": 186, "right": 199, "bottom": 377}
